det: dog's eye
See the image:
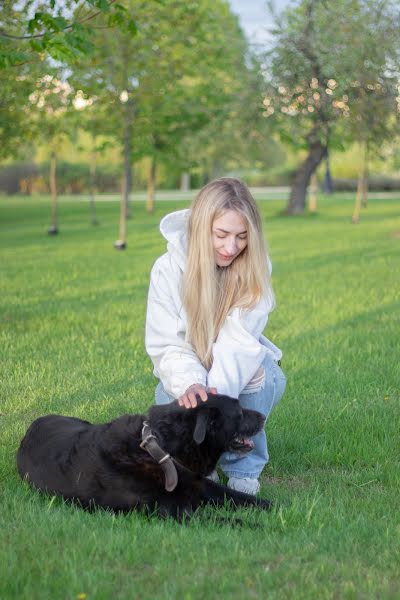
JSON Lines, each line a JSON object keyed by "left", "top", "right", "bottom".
{"left": 209, "top": 418, "right": 221, "bottom": 430}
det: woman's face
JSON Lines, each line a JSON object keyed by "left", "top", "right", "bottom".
{"left": 212, "top": 210, "right": 248, "bottom": 267}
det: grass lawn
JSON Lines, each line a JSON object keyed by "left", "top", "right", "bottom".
{"left": 1, "top": 193, "right": 399, "bottom": 599}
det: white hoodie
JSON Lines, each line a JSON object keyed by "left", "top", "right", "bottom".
{"left": 145, "top": 209, "right": 282, "bottom": 399}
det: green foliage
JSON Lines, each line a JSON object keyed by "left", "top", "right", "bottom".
{"left": 0, "top": 161, "right": 126, "bottom": 194}
{"left": 0, "top": 0, "right": 137, "bottom": 67}
{"left": 0, "top": 195, "right": 399, "bottom": 598}
{"left": 0, "top": 1, "right": 137, "bottom": 166}
{"left": 0, "top": 65, "right": 38, "bottom": 159}
{"left": 180, "top": 54, "right": 283, "bottom": 177}
{"left": 68, "top": 0, "right": 275, "bottom": 179}
{"left": 1, "top": 1, "right": 279, "bottom": 184}
{"left": 263, "top": 0, "right": 400, "bottom": 152}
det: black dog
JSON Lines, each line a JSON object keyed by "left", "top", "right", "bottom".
{"left": 17, "top": 394, "right": 272, "bottom": 519}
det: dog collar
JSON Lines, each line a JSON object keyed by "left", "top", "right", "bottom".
{"left": 140, "top": 421, "right": 178, "bottom": 492}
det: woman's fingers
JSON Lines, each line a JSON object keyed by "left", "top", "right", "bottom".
{"left": 195, "top": 388, "right": 208, "bottom": 403}
{"left": 178, "top": 384, "right": 209, "bottom": 409}
{"left": 188, "top": 392, "right": 198, "bottom": 408}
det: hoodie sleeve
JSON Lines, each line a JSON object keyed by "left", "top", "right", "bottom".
{"left": 145, "top": 256, "right": 208, "bottom": 399}
{"left": 207, "top": 296, "right": 274, "bottom": 398}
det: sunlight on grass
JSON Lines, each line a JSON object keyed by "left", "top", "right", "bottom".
{"left": 1, "top": 194, "right": 399, "bottom": 599}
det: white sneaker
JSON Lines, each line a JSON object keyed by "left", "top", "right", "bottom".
{"left": 206, "top": 469, "right": 220, "bottom": 483}
{"left": 228, "top": 477, "right": 260, "bottom": 495}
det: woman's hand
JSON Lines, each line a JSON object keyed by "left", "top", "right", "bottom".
{"left": 178, "top": 384, "right": 217, "bottom": 409}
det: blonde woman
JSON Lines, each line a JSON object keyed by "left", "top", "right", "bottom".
{"left": 145, "top": 177, "right": 286, "bottom": 495}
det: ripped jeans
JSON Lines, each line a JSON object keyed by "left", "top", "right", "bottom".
{"left": 154, "top": 354, "right": 286, "bottom": 480}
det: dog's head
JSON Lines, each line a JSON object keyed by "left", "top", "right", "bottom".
{"left": 190, "top": 394, "right": 265, "bottom": 453}
{"left": 148, "top": 394, "right": 265, "bottom": 474}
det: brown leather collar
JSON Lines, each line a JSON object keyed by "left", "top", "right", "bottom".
{"left": 140, "top": 421, "right": 178, "bottom": 492}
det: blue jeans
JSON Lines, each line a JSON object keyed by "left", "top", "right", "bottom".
{"left": 154, "top": 354, "right": 286, "bottom": 480}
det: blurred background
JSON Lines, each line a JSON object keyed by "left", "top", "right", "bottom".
{"left": 1, "top": 0, "right": 399, "bottom": 226}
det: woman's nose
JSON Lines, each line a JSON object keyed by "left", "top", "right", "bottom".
{"left": 224, "top": 237, "right": 237, "bottom": 254}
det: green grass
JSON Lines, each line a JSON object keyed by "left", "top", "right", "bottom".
{"left": 1, "top": 193, "right": 399, "bottom": 600}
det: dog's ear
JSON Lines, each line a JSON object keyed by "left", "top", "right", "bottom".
{"left": 193, "top": 411, "right": 209, "bottom": 444}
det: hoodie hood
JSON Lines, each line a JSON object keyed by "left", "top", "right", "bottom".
{"left": 159, "top": 209, "right": 190, "bottom": 271}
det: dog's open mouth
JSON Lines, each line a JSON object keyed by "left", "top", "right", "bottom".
{"left": 229, "top": 436, "right": 255, "bottom": 453}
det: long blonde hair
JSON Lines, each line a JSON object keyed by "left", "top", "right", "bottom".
{"left": 182, "top": 177, "right": 274, "bottom": 370}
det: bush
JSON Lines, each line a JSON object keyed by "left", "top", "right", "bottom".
{"left": 332, "top": 176, "right": 400, "bottom": 191}
{"left": 0, "top": 160, "right": 182, "bottom": 195}
{"left": 0, "top": 164, "right": 39, "bottom": 194}
{"left": 2, "top": 162, "right": 399, "bottom": 195}
{"left": 231, "top": 166, "right": 298, "bottom": 187}
{"left": 0, "top": 162, "right": 122, "bottom": 195}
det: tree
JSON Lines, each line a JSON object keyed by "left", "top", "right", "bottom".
{"left": 0, "top": 0, "right": 136, "bottom": 67}
{"left": 180, "top": 54, "right": 284, "bottom": 184}
{"left": 28, "top": 74, "right": 77, "bottom": 233}
{"left": 69, "top": 11, "right": 140, "bottom": 248}
{"left": 0, "top": 4, "right": 38, "bottom": 157}
{"left": 135, "top": 3, "right": 263, "bottom": 211}
{"left": 0, "top": 67, "right": 36, "bottom": 160}
{"left": 0, "top": 0, "right": 137, "bottom": 172}
{"left": 71, "top": 0, "right": 254, "bottom": 245}
{"left": 344, "top": 6, "right": 400, "bottom": 222}
{"left": 262, "top": 0, "right": 400, "bottom": 214}
{"left": 71, "top": 93, "right": 111, "bottom": 225}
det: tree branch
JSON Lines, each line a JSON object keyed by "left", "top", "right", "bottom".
{"left": 0, "top": 0, "right": 116, "bottom": 40}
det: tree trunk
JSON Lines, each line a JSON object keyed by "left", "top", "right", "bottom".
{"left": 115, "top": 176, "right": 127, "bottom": 249}
{"left": 180, "top": 172, "right": 191, "bottom": 191}
{"left": 352, "top": 142, "right": 368, "bottom": 223}
{"left": 361, "top": 143, "right": 369, "bottom": 208}
{"left": 352, "top": 174, "right": 363, "bottom": 224}
{"left": 89, "top": 145, "right": 99, "bottom": 225}
{"left": 48, "top": 150, "right": 58, "bottom": 234}
{"left": 361, "top": 176, "right": 368, "bottom": 208}
{"left": 323, "top": 153, "right": 334, "bottom": 194}
{"left": 287, "top": 139, "right": 327, "bottom": 214}
{"left": 211, "top": 159, "right": 223, "bottom": 179}
{"left": 146, "top": 156, "right": 157, "bottom": 213}
{"left": 308, "top": 172, "right": 318, "bottom": 213}
{"left": 119, "top": 182, "right": 127, "bottom": 242}
{"left": 115, "top": 106, "right": 133, "bottom": 249}
{"left": 123, "top": 119, "right": 132, "bottom": 219}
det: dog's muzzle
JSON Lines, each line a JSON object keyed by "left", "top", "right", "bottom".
{"left": 140, "top": 421, "right": 178, "bottom": 492}
{"left": 229, "top": 436, "right": 255, "bottom": 453}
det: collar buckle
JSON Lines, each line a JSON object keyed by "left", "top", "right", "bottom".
{"left": 140, "top": 433, "right": 157, "bottom": 450}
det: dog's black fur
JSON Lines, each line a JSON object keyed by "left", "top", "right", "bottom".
{"left": 17, "top": 394, "right": 272, "bottom": 519}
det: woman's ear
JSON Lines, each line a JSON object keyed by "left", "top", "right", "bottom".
{"left": 193, "top": 411, "right": 209, "bottom": 444}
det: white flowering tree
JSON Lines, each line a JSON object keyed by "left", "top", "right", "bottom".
{"left": 262, "top": 0, "right": 400, "bottom": 214}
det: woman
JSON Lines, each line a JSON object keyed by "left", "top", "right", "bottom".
{"left": 145, "top": 177, "right": 286, "bottom": 495}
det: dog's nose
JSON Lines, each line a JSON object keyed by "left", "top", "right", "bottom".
{"left": 241, "top": 408, "right": 265, "bottom": 435}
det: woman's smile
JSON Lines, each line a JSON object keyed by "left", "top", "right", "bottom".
{"left": 217, "top": 251, "right": 235, "bottom": 260}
